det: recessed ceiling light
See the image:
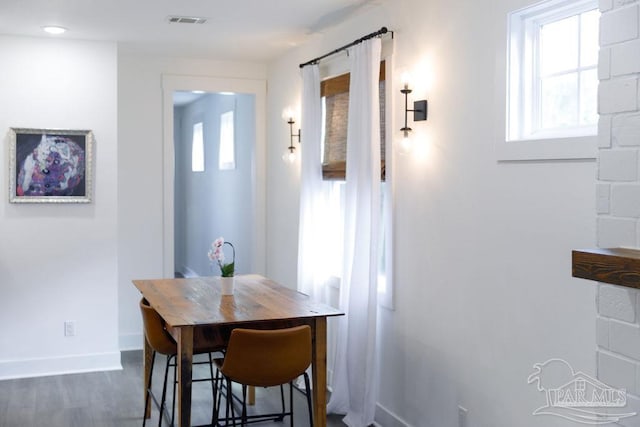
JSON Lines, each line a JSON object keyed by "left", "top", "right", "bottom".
{"left": 42, "top": 26, "right": 67, "bottom": 35}
{"left": 192, "top": 90, "right": 205, "bottom": 94}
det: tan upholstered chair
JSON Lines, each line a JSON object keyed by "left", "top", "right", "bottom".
{"left": 214, "top": 325, "right": 313, "bottom": 426}
{"left": 140, "top": 298, "right": 223, "bottom": 427}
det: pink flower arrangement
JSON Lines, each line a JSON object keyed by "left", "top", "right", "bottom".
{"left": 208, "top": 237, "right": 235, "bottom": 277}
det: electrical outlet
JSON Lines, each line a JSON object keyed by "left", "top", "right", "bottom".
{"left": 458, "top": 405, "right": 468, "bottom": 427}
{"left": 64, "top": 321, "right": 76, "bottom": 337}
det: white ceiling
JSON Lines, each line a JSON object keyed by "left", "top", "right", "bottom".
{"left": 0, "top": 0, "right": 377, "bottom": 61}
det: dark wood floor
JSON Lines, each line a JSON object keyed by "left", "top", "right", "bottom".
{"left": 0, "top": 350, "right": 346, "bottom": 427}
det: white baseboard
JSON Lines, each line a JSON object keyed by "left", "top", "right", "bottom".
{"left": 119, "top": 332, "right": 143, "bottom": 351}
{"left": 375, "top": 402, "right": 411, "bottom": 427}
{"left": 0, "top": 351, "right": 122, "bottom": 380}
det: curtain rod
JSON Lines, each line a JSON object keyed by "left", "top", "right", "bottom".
{"left": 299, "top": 26, "right": 392, "bottom": 69}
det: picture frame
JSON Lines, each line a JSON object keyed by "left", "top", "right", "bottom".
{"left": 8, "top": 128, "right": 94, "bottom": 203}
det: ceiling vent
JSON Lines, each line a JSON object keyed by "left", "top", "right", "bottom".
{"left": 167, "top": 16, "right": 207, "bottom": 24}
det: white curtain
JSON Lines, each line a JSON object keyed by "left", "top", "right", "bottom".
{"left": 327, "top": 38, "right": 382, "bottom": 427}
{"left": 297, "top": 64, "right": 328, "bottom": 302}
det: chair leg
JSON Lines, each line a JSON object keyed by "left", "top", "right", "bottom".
{"left": 208, "top": 353, "right": 216, "bottom": 424}
{"left": 277, "top": 384, "right": 285, "bottom": 421}
{"left": 143, "top": 351, "right": 157, "bottom": 427}
{"left": 214, "top": 370, "right": 225, "bottom": 426}
{"left": 227, "top": 377, "right": 237, "bottom": 427}
{"left": 303, "top": 373, "right": 313, "bottom": 427}
{"left": 159, "top": 354, "right": 173, "bottom": 427}
{"left": 289, "top": 382, "right": 294, "bottom": 427}
{"left": 241, "top": 385, "right": 248, "bottom": 425}
{"left": 212, "top": 364, "right": 220, "bottom": 426}
{"left": 170, "top": 355, "right": 177, "bottom": 427}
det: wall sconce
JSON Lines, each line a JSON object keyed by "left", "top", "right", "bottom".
{"left": 400, "top": 74, "right": 427, "bottom": 153}
{"left": 282, "top": 108, "right": 301, "bottom": 163}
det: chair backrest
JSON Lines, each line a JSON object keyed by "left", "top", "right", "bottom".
{"left": 220, "top": 325, "right": 312, "bottom": 387}
{"left": 139, "top": 298, "right": 177, "bottom": 356}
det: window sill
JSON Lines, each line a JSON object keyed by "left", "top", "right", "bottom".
{"left": 496, "top": 135, "right": 597, "bottom": 162}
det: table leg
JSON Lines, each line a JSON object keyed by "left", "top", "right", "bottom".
{"left": 143, "top": 336, "right": 152, "bottom": 419}
{"left": 311, "top": 317, "right": 328, "bottom": 427}
{"left": 248, "top": 386, "right": 256, "bottom": 405}
{"left": 177, "top": 326, "right": 194, "bottom": 427}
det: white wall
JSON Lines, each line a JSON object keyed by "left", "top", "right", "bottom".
{"left": 595, "top": 1, "right": 640, "bottom": 424}
{"left": 0, "top": 36, "right": 119, "bottom": 378}
{"left": 117, "top": 54, "right": 266, "bottom": 349}
{"left": 266, "top": 1, "right": 597, "bottom": 426}
{"left": 174, "top": 93, "right": 256, "bottom": 277}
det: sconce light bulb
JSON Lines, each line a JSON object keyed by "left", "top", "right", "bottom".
{"left": 282, "top": 107, "right": 295, "bottom": 122}
{"left": 282, "top": 147, "right": 297, "bottom": 164}
{"left": 401, "top": 72, "right": 411, "bottom": 90}
{"left": 400, "top": 133, "right": 413, "bottom": 154}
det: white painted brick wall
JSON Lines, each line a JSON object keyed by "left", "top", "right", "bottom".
{"left": 600, "top": 114, "right": 613, "bottom": 147}
{"left": 598, "top": 149, "right": 638, "bottom": 181}
{"left": 615, "top": 0, "right": 640, "bottom": 8}
{"left": 611, "top": 39, "right": 640, "bottom": 76}
{"left": 600, "top": 5, "right": 639, "bottom": 46}
{"left": 597, "top": 183, "right": 612, "bottom": 213}
{"left": 612, "top": 113, "right": 640, "bottom": 146}
{"left": 598, "top": 3, "right": 640, "bottom": 424}
{"left": 600, "top": 0, "right": 613, "bottom": 12}
{"left": 600, "top": 46, "right": 612, "bottom": 79}
{"left": 598, "top": 316, "right": 610, "bottom": 347}
{"left": 610, "top": 320, "right": 640, "bottom": 358}
{"left": 598, "top": 78, "right": 638, "bottom": 114}
{"left": 598, "top": 284, "right": 637, "bottom": 322}
{"left": 611, "top": 184, "right": 640, "bottom": 216}
{"left": 597, "top": 217, "right": 637, "bottom": 247}
{"left": 598, "top": 350, "right": 637, "bottom": 393}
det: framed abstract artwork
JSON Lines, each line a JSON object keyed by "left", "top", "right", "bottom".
{"left": 8, "top": 128, "right": 94, "bottom": 203}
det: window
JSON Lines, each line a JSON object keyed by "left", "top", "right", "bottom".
{"left": 321, "top": 61, "right": 386, "bottom": 180}
{"left": 191, "top": 122, "right": 205, "bottom": 172}
{"left": 500, "top": 0, "right": 599, "bottom": 160}
{"left": 316, "top": 59, "right": 394, "bottom": 308}
{"left": 537, "top": 9, "right": 598, "bottom": 132}
{"left": 219, "top": 110, "right": 235, "bottom": 170}
{"left": 317, "top": 180, "right": 393, "bottom": 307}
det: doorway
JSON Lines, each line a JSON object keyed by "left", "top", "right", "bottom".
{"left": 162, "top": 75, "right": 266, "bottom": 278}
{"left": 173, "top": 91, "right": 255, "bottom": 277}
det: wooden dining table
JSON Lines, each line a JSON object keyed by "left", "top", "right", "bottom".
{"left": 132, "top": 274, "right": 344, "bottom": 427}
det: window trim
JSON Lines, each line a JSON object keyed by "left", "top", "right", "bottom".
{"left": 496, "top": 135, "right": 597, "bottom": 161}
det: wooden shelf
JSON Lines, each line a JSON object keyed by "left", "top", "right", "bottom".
{"left": 572, "top": 248, "right": 640, "bottom": 289}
